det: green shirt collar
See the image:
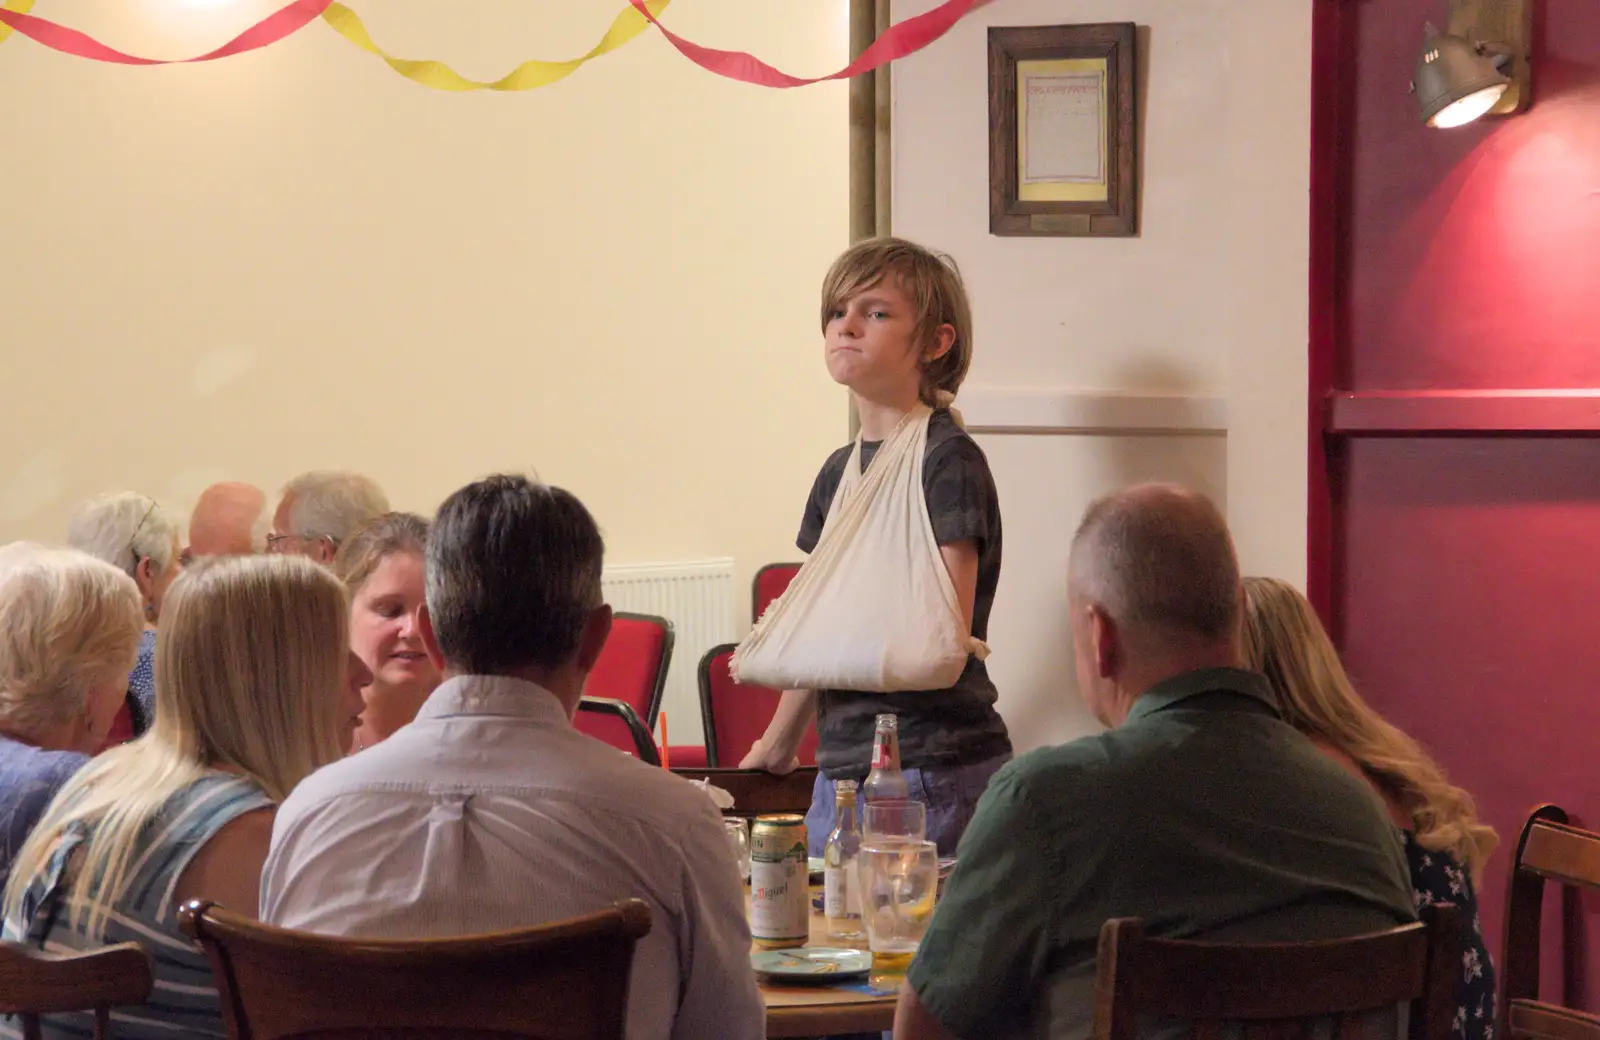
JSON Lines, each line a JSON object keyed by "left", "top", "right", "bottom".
{"left": 1123, "top": 667, "right": 1280, "bottom": 726}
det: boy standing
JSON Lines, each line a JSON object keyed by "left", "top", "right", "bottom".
{"left": 741, "top": 238, "right": 1011, "bottom": 856}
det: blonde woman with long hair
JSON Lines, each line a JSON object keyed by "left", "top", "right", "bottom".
{"left": 1, "top": 555, "right": 367, "bottom": 1040}
{"left": 1242, "top": 577, "right": 1498, "bottom": 1040}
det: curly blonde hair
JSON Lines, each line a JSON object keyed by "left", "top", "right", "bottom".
{"left": 1241, "top": 576, "right": 1497, "bottom": 879}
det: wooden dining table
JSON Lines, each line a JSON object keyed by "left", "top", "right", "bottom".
{"left": 756, "top": 890, "right": 898, "bottom": 1038}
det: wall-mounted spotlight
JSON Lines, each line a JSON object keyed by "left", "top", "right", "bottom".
{"left": 1411, "top": 0, "right": 1530, "bottom": 128}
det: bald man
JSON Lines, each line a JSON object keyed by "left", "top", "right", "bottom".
{"left": 895, "top": 483, "right": 1416, "bottom": 1040}
{"left": 184, "top": 482, "right": 268, "bottom": 563}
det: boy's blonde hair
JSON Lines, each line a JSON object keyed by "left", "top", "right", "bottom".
{"left": 3, "top": 554, "right": 350, "bottom": 937}
{"left": 820, "top": 237, "right": 973, "bottom": 406}
{"left": 1241, "top": 576, "right": 1498, "bottom": 879}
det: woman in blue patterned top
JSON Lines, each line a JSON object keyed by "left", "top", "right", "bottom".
{"left": 65, "top": 492, "right": 184, "bottom": 740}
{"left": 0, "top": 544, "right": 144, "bottom": 883}
{"left": 1, "top": 555, "right": 367, "bottom": 1040}
{"left": 1243, "top": 577, "right": 1499, "bottom": 1040}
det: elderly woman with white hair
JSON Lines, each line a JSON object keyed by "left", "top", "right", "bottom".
{"left": 0, "top": 544, "right": 144, "bottom": 880}
{"left": 66, "top": 492, "right": 183, "bottom": 740}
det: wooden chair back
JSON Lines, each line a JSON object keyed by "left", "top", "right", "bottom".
{"left": 179, "top": 898, "right": 652, "bottom": 1040}
{"left": 1501, "top": 804, "right": 1600, "bottom": 1040}
{"left": 1505, "top": 1001, "right": 1600, "bottom": 1040}
{"left": 1093, "top": 905, "right": 1460, "bottom": 1040}
{"left": 0, "top": 941, "right": 153, "bottom": 1040}
{"left": 670, "top": 766, "right": 818, "bottom": 817}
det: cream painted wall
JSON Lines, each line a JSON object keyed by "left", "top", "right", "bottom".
{"left": 0, "top": 1, "right": 849, "bottom": 598}
{"left": 893, "top": 0, "right": 1311, "bottom": 750}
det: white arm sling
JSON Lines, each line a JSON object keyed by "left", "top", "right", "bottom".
{"left": 731, "top": 404, "right": 989, "bottom": 693}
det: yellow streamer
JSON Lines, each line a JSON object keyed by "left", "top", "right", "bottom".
{"left": 0, "top": 0, "right": 36, "bottom": 45}
{"left": 321, "top": 0, "right": 670, "bottom": 92}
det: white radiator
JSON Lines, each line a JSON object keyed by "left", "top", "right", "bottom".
{"left": 600, "top": 558, "right": 739, "bottom": 747}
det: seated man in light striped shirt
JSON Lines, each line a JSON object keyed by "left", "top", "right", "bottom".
{"left": 260, "top": 474, "right": 765, "bottom": 1040}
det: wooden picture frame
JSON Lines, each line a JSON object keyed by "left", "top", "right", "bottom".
{"left": 988, "top": 23, "right": 1138, "bottom": 238}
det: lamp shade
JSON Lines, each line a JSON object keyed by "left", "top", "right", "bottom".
{"left": 1413, "top": 22, "right": 1510, "bottom": 127}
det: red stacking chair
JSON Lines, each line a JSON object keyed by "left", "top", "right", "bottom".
{"left": 575, "top": 612, "right": 673, "bottom": 760}
{"left": 697, "top": 644, "right": 818, "bottom": 768}
{"left": 752, "top": 563, "right": 800, "bottom": 624}
{"left": 575, "top": 698, "right": 660, "bottom": 766}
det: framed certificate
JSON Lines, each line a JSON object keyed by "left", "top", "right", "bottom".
{"left": 988, "top": 22, "right": 1139, "bottom": 237}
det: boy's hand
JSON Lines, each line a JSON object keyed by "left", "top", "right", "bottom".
{"left": 739, "top": 739, "right": 801, "bottom": 775}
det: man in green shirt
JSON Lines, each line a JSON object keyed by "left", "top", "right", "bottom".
{"left": 894, "top": 484, "right": 1415, "bottom": 1040}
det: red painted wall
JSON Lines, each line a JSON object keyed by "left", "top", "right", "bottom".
{"left": 1316, "top": 0, "right": 1600, "bottom": 1009}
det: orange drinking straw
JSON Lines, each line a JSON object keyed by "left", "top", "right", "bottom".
{"left": 659, "top": 712, "right": 671, "bottom": 770}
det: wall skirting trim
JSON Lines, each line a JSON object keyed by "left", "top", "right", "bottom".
{"left": 957, "top": 387, "right": 1229, "bottom": 435}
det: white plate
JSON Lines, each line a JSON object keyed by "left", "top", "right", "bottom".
{"left": 751, "top": 946, "right": 871, "bottom": 982}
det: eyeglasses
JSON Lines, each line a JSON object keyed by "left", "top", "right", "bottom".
{"left": 267, "top": 532, "right": 337, "bottom": 554}
{"left": 126, "top": 501, "right": 156, "bottom": 572}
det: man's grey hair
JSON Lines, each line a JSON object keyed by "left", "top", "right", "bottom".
{"left": 66, "top": 492, "right": 181, "bottom": 577}
{"left": 426, "top": 475, "right": 604, "bottom": 676}
{"left": 1067, "top": 483, "right": 1240, "bottom": 648}
{"left": 279, "top": 471, "right": 390, "bottom": 546}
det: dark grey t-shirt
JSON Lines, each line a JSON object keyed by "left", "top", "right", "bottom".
{"left": 797, "top": 408, "right": 1012, "bottom": 778}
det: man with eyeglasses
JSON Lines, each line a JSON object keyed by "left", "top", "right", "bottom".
{"left": 268, "top": 471, "right": 391, "bottom": 565}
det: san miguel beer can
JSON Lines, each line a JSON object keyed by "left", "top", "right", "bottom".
{"left": 749, "top": 814, "right": 809, "bottom": 949}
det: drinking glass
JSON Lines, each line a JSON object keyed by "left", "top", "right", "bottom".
{"left": 862, "top": 801, "right": 927, "bottom": 842}
{"left": 855, "top": 839, "right": 938, "bottom": 989}
{"left": 723, "top": 818, "right": 751, "bottom": 882}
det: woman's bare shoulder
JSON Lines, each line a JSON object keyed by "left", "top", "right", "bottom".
{"left": 172, "top": 806, "right": 277, "bottom": 919}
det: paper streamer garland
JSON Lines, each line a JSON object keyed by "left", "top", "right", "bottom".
{"left": 0, "top": 1, "right": 986, "bottom": 89}
{"left": 0, "top": 0, "right": 330, "bottom": 65}
{"left": 625, "top": 0, "right": 983, "bottom": 88}
{"left": 321, "top": 1, "right": 670, "bottom": 92}
{"left": 0, "top": 1, "right": 34, "bottom": 46}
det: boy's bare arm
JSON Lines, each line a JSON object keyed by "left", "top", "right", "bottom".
{"left": 738, "top": 687, "right": 817, "bottom": 773}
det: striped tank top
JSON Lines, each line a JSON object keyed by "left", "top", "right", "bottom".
{"left": 0, "top": 772, "right": 274, "bottom": 1040}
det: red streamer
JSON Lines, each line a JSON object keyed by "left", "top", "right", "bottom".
{"left": 627, "top": 0, "right": 984, "bottom": 88}
{"left": 0, "top": 0, "right": 331, "bottom": 66}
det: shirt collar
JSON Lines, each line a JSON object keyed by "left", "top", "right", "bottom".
{"left": 1123, "top": 667, "right": 1280, "bottom": 725}
{"left": 413, "top": 674, "right": 571, "bottom": 726}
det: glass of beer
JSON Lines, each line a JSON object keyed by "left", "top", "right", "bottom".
{"left": 724, "top": 818, "right": 751, "bottom": 882}
{"left": 856, "top": 839, "right": 938, "bottom": 989}
{"left": 862, "top": 801, "right": 927, "bottom": 842}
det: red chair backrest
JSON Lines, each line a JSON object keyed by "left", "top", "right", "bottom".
{"left": 577, "top": 613, "right": 672, "bottom": 757}
{"left": 573, "top": 708, "right": 655, "bottom": 764}
{"left": 752, "top": 563, "right": 801, "bottom": 625}
{"left": 582, "top": 613, "right": 673, "bottom": 725}
{"left": 698, "top": 644, "right": 818, "bottom": 768}
{"left": 101, "top": 702, "right": 135, "bottom": 752}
